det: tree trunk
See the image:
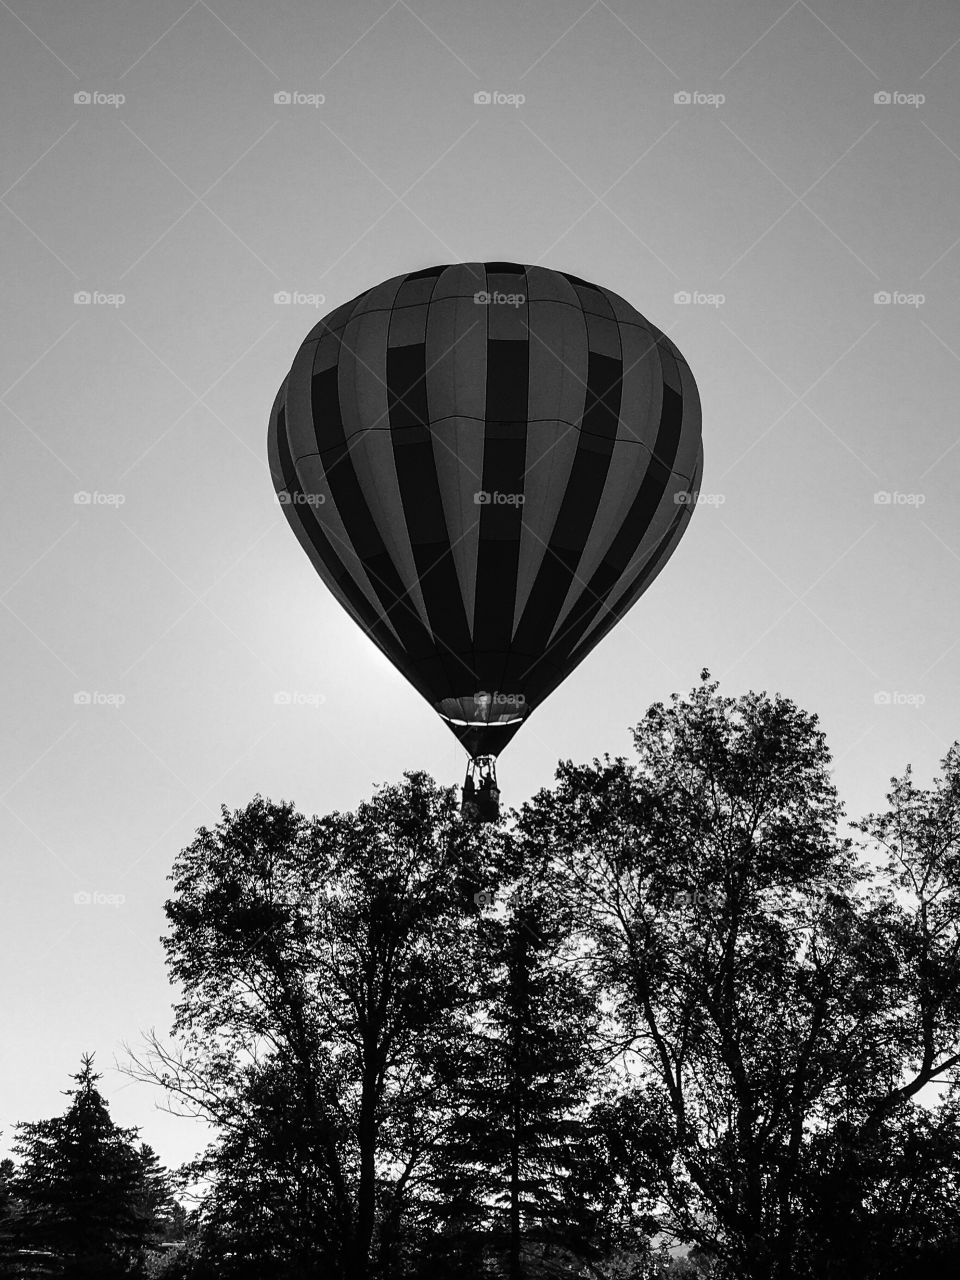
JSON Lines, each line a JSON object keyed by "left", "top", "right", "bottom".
{"left": 508, "top": 1111, "right": 521, "bottom": 1280}
{"left": 352, "top": 1059, "right": 379, "bottom": 1280}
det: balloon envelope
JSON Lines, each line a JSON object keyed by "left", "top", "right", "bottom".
{"left": 268, "top": 263, "right": 702, "bottom": 758}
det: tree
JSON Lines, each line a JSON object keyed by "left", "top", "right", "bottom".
{"left": 853, "top": 747, "right": 960, "bottom": 1124}
{"left": 132, "top": 774, "right": 505, "bottom": 1280}
{"left": 516, "top": 675, "right": 869, "bottom": 1278}
{"left": 0, "top": 1154, "right": 21, "bottom": 1279}
{"left": 516, "top": 676, "right": 960, "bottom": 1279}
{"left": 126, "top": 684, "right": 960, "bottom": 1277}
{"left": 790, "top": 746, "right": 960, "bottom": 1277}
{"left": 793, "top": 1091, "right": 960, "bottom": 1279}
{"left": 418, "top": 870, "right": 610, "bottom": 1279}
{"left": 10, "top": 1055, "right": 175, "bottom": 1279}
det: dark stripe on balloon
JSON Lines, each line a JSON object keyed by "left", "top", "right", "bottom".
{"left": 529, "top": 359, "right": 686, "bottom": 679}
{"left": 528, "top": 501, "right": 689, "bottom": 707}
{"left": 385, "top": 338, "right": 474, "bottom": 683}
{"left": 472, "top": 303, "right": 529, "bottom": 692}
{"left": 309, "top": 344, "right": 437, "bottom": 665}
{"left": 573, "top": 503, "right": 688, "bottom": 657}
{"left": 508, "top": 347, "right": 622, "bottom": 682}
{"left": 561, "top": 272, "right": 601, "bottom": 290}
{"left": 405, "top": 265, "right": 447, "bottom": 280}
{"left": 271, "top": 399, "right": 407, "bottom": 663}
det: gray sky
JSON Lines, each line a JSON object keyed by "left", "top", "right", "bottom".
{"left": 3, "top": 0, "right": 960, "bottom": 1170}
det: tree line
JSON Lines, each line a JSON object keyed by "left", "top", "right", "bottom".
{"left": 3, "top": 675, "right": 959, "bottom": 1278}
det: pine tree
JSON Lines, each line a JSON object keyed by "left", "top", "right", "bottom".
{"left": 12, "top": 1054, "right": 175, "bottom": 1279}
{"left": 424, "top": 886, "right": 603, "bottom": 1279}
{"left": 0, "top": 1155, "right": 20, "bottom": 1278}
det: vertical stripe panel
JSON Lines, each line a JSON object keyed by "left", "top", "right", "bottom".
{"left": 338, "top": 307, "right": 433, "bottom": 633}
{"left": 509, "top": 335, "right": 623, "bottom": 678}
{"left": 566, "top": 500, "right": 693, "bottom": 666}
{"left": 307, "top": 353, "right": 435, "bottom": 662}
{"left": 536, "top": 372, "right": 687, "bottom": 670}
{"left": 268, "top": 387, "right": 405, "bottom": 655}
{"left": 425, "top": 284, "right": 487, "bottom": 634}
{"left": 513, "top": 293, "right": 589, "bottom": 627}
{"left": 472, "top": 267, "right": 529, "bottom": 691}
{"left": 386, "top": 287, "right": 475, "bottom": 691}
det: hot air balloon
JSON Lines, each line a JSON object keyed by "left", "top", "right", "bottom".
{"left": 268, "top": 263, "right": 702, "bottom": 820}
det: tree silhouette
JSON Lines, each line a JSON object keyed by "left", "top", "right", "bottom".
{"left": 125, "top": 681, "right": 960, "bottom": 1279}
{"left": 515, "top": 675, "right": 960, "bottom": 1279}
{"left": 419, "top": 879, "right": 606, "bottom": 1279}
{"left": 132, "top": 774, "right": 505, "bottom": 1279}
{"left": 791, "top": 745, "right": 960, "bottom": 1277}
{"left": 10, "top": 1055, "right": 175, "bottom": 1279}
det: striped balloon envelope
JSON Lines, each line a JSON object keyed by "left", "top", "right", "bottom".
{"left": 268, "top": 262, "right": 702, "bottom": 762}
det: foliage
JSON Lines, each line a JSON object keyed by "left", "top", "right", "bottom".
{"left": 133, "top": 773, "right": 507, "bottom": 1278}
{"left": 5, "top": 1057, "right": 175, "bottom": 1279}
{"left": 514, "top": 674, "right": 960, "bottom": 1280}
{"left": 120, "top": 679, "right": 960, "bottom": 1279}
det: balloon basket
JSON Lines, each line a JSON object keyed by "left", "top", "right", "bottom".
{"left": 461, "top": 755, "right": 500, "bottom": 823}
